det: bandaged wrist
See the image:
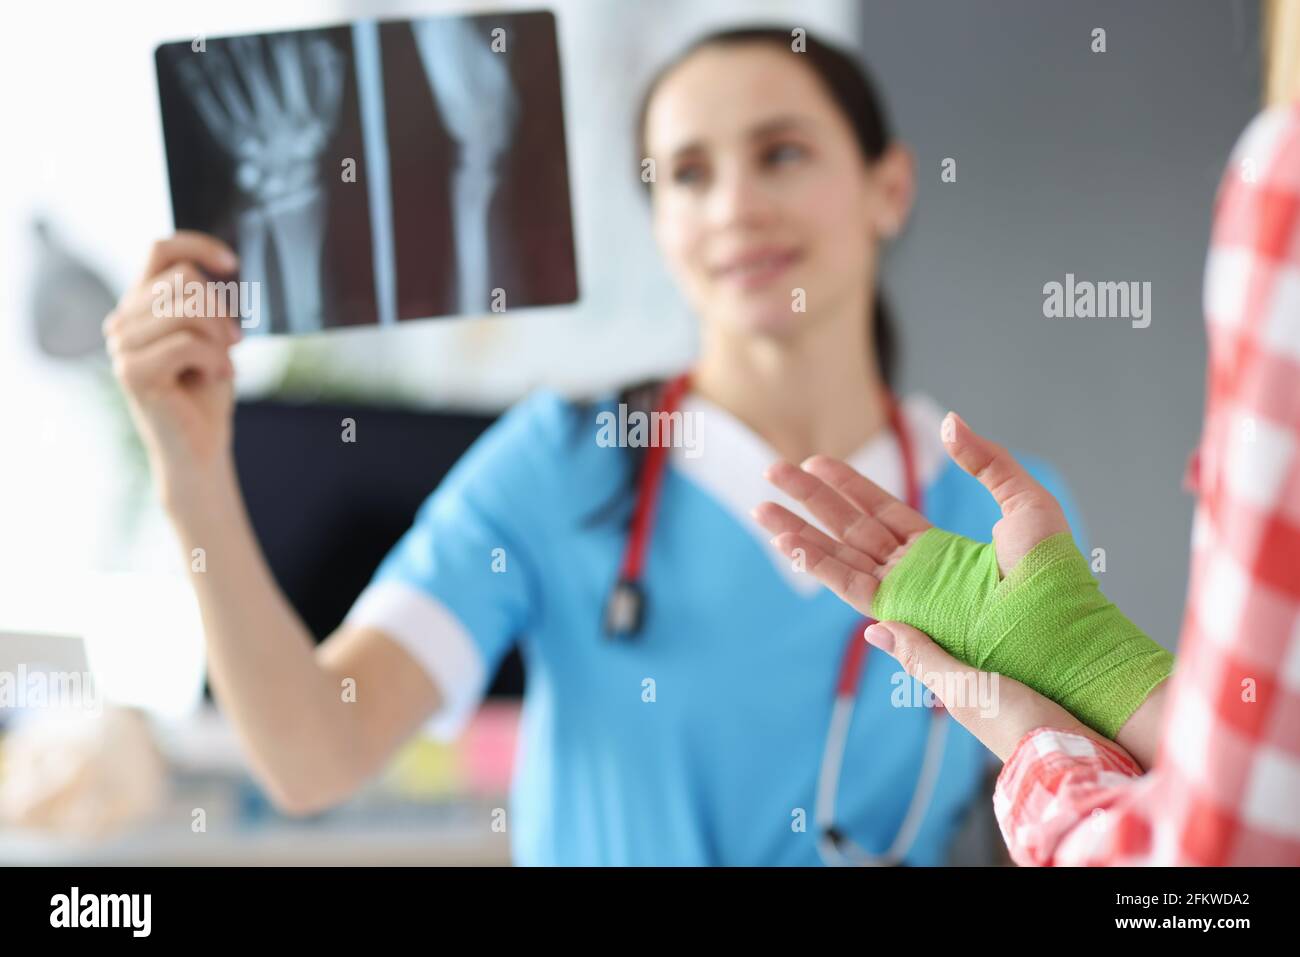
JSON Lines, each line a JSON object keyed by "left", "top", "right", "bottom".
{"left": 870, "top": 529, "right": 1173, "bottom": 739}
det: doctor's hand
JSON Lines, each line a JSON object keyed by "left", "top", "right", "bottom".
{"left": 753, "top": 411, "right": 1070, "bottom": 614}
{"left": 859, "top": 618, "right": 1129, "bottom": 763}
{"left": 104, "top": 232, "right": 243, "bottom": 505}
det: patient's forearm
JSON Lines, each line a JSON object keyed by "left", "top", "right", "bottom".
{"left": 1115, "top": 678, "right": 1169, "bottom": 771}
{"left": 164, "top": 457, "right": 366, "bottom": 812}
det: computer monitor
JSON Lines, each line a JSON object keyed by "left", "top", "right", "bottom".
{"left": 231, "top": 398, "right": 525, "bottom": 697}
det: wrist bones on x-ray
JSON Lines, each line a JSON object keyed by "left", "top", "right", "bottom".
{"left": 411, "top": 20, "right": 520, "bottom": 315}
{"left": 179, "top": 34, "right": 343, "bottom": 332}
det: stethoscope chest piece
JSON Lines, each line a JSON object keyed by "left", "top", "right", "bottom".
{"left": 604, "top": 577, "right": 645, "bottom": 639}
{"left": 599, "top": 374, "right": 945, "bottom": 864}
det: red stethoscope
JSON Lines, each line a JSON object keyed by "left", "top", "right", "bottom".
{"left": 602, "top": 372, "right": 950, "bottom": 866}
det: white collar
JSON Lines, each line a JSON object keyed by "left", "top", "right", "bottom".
{"left": 671, "top": 392, "right": 949, "bottom": 596}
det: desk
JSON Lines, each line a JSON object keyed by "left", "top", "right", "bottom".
{"left": 0, "top": 704, "right": 513, "bottom": 866}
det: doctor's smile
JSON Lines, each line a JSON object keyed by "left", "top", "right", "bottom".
{"left": 710, "top": 245, "right": 805, "bottom": 291}
{"left": 11, "top": 0, "right": 1296, "bottom": 901}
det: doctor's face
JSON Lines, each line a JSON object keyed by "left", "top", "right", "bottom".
{"left": 643, "top": 42, "right": 891, "bottom": 340}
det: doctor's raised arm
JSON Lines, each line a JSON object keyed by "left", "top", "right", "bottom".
{"left": 104, "top": 231, "right": 450, "bottom": 814}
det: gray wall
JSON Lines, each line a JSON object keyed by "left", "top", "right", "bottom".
{"left": 862, "top": 0, "right": 1263, "bottom": 648}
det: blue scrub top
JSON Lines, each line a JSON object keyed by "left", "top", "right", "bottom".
{"left": 352, "top": 389, "right": 1086, "bottom": 865}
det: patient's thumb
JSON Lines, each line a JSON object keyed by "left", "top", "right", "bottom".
{"left": 940, "top": 411, "right": 1049, "bottom": 517}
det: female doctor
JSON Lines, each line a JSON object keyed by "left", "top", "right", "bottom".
{"left": 104, "top": 27, "right": 1084, "bottom": 865}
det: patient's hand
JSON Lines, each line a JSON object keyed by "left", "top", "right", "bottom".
{"left": 859, "top": 618, "right": 1132, "bottom": 764}
{"left": 757, "top": 411, "right": 1168, "bottom": 770}
{"left": 754, "top": 411, "right": 1071, "bottom": 617}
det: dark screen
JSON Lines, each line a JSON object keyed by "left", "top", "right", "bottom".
{"left": 228, "top": 399, "right": 525, "bottom": 698}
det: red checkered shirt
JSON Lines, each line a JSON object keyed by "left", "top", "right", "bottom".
{"left": 992, "top": 102, "right": 1300, "bottom": 866}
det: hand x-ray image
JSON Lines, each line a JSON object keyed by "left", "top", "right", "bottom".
{"left": 154, "top": 11, "right": 577, "bottom": 335}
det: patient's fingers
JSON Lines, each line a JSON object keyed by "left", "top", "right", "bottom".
{"left": 800, "top": 454, "right": 931, "bottom": 541}
{"left": 864, "top": 619, "right": 1112, "bottom": 763}
{"left": 769, "top": 532, "right": 879, "bottom": 616}
{"left": 764, "top": 460, "right": 902, "bottom": 559}
{"left": 752, "top": 502, "right": 883, "bottom": 575}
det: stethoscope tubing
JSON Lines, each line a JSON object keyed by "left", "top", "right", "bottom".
{"left": 609, "top": 373, "right": 948, "bottom": 866}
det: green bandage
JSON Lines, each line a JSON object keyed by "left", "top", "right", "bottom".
{"left": 870, "top": 529, "right": 1173, "bottom": 739}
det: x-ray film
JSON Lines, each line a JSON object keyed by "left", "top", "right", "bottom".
{"left": 155, "top": 11, "right": 577, "bottom": 335}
